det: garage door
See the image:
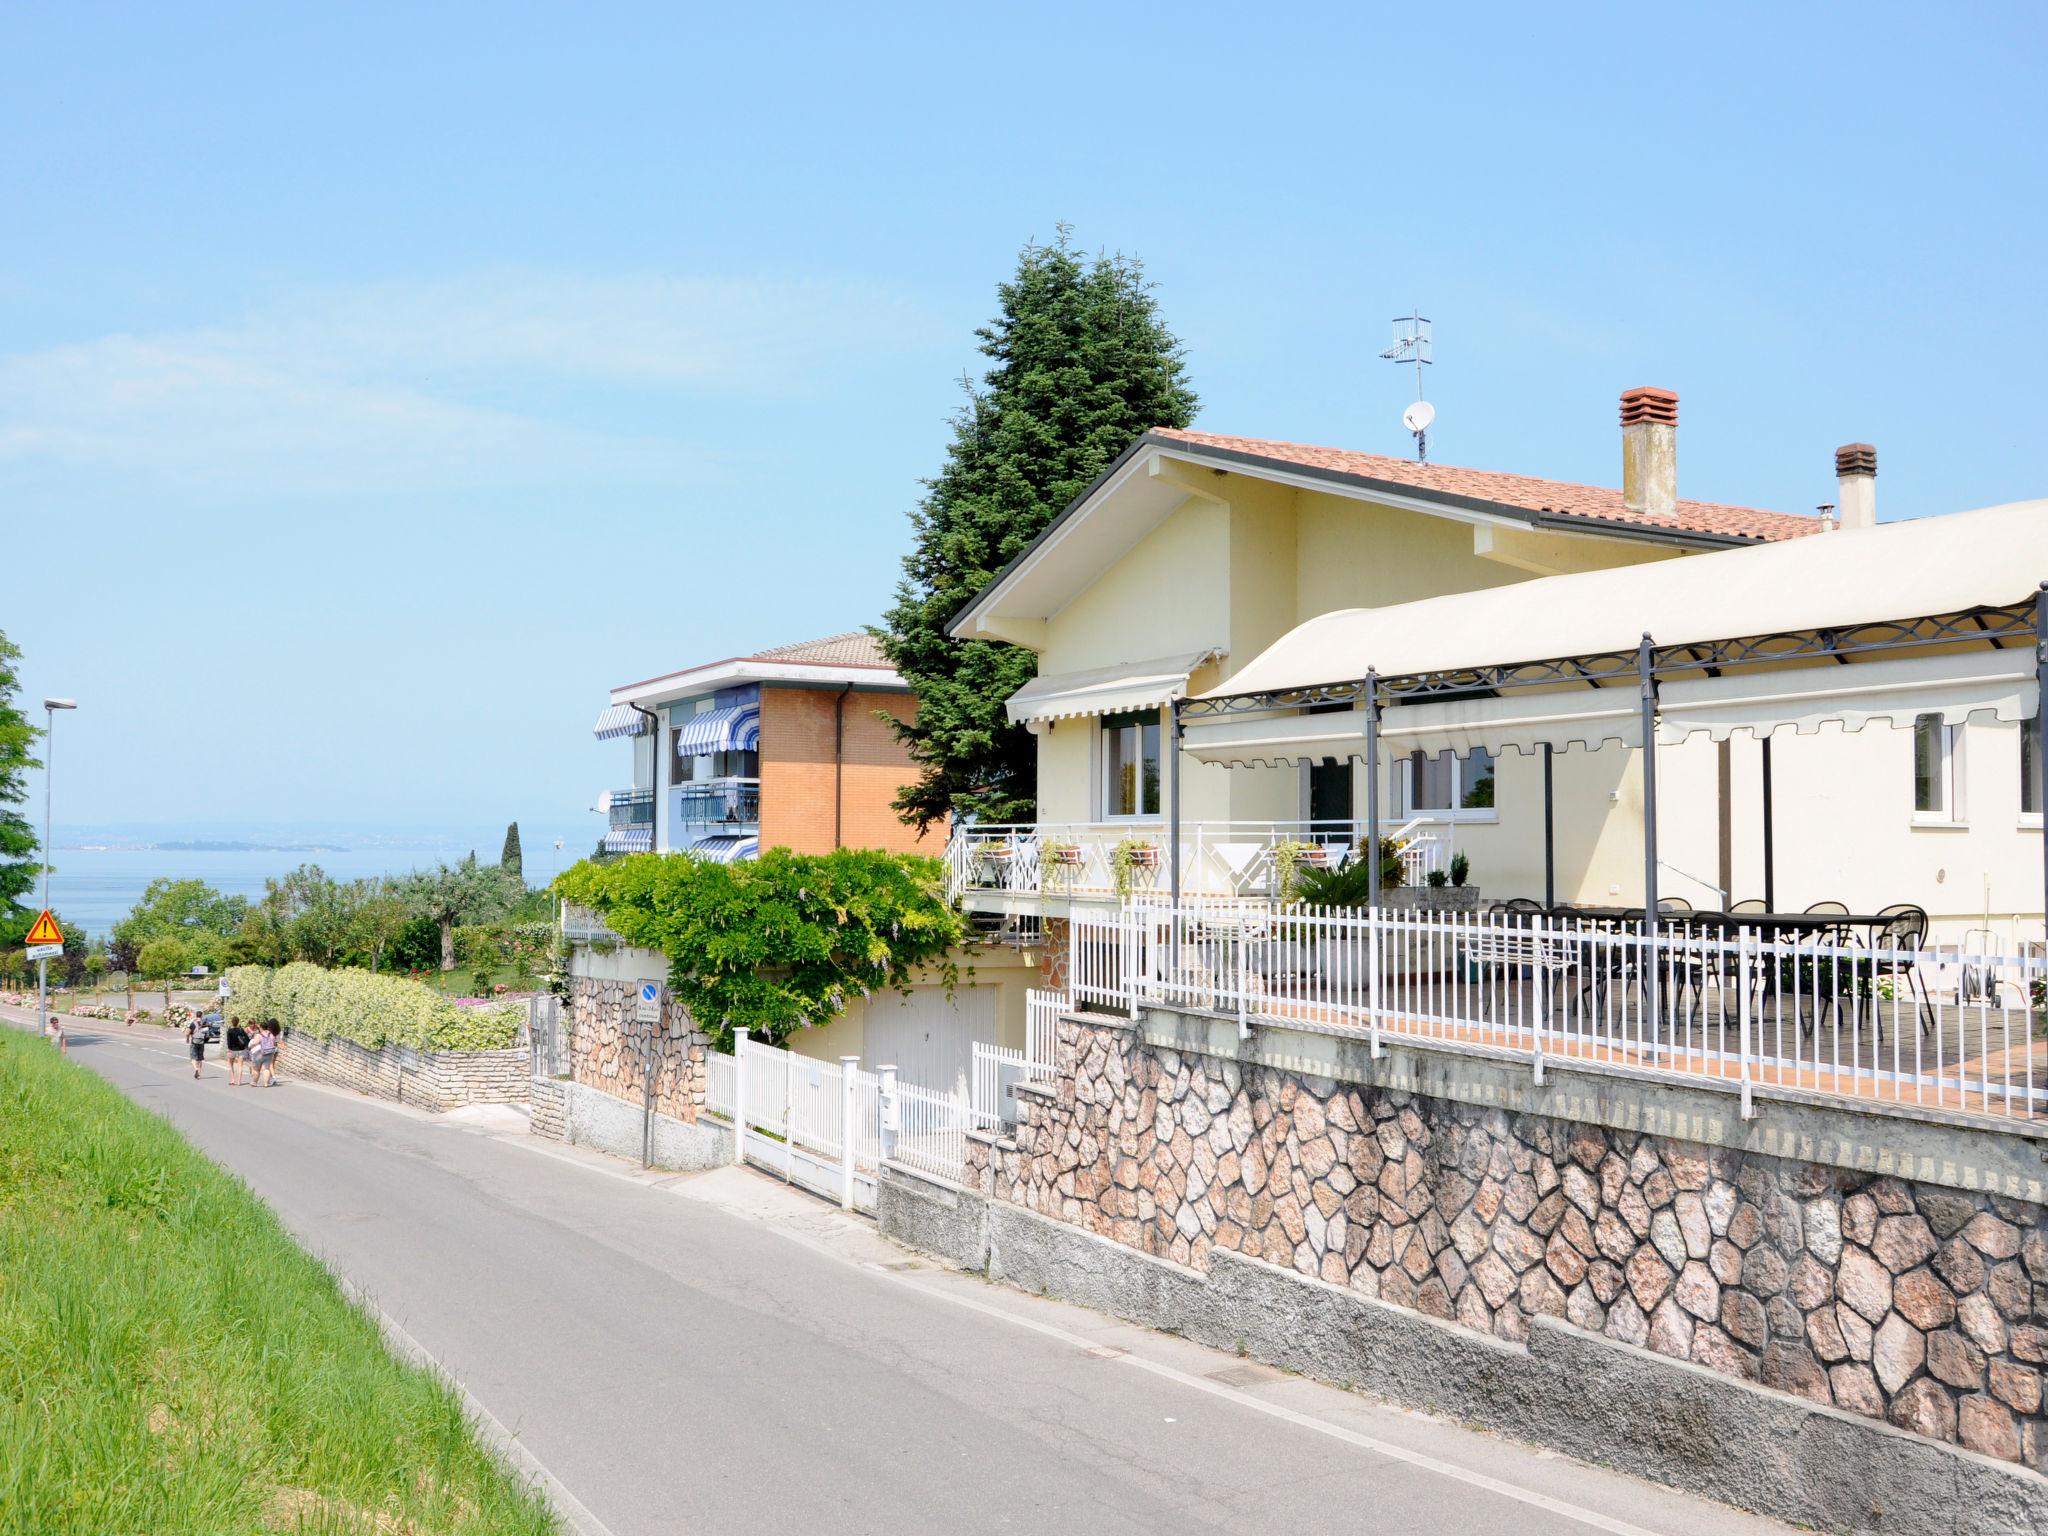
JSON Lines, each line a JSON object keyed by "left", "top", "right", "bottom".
{"left": 863, "top": 984, "right": 997, "bottom": 1099}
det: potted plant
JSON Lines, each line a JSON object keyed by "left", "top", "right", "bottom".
{"left": 1111, "top": 837, "right": 1158, "bottom": 898}
{"left": 1042, "top": 839, "right": 1082, "bottom": 897}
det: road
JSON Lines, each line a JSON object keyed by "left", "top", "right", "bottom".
{"left": 9, "top": 1007, "right": 1795, "bottom": 1536}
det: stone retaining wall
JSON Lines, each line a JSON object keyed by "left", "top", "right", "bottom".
{"left": 567, "top": 975, "right": 707, "bottom": 1122}
{"left": 529, "top": 1076, "right": 567, "bottom": 1141}
{"left": 962, "top": 1008, "right": 2048, "bottom": 1468}
{"left": 278, "top": 1031, "right": 530, "bottom": 1112}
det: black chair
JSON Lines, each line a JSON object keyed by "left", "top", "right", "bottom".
{"left": 1793, "top": 902, "right": 1854, "bottom": 1034}
{"left": 1865, "top": 903, "right": 1934, "bottom": 1035}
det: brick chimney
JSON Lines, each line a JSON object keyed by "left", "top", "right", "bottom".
{"left": 1835, "top": 442, "right": 1877, "bottom": 531}
{"left": 1620, "top": 387, "right": 1678, "bottom": 519}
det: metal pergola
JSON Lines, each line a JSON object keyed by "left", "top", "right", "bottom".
{"left": 1167, "top": 589, "right": 2048, "bottom": 946}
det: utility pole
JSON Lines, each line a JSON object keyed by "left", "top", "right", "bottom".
{"left": 38, "top": 698, "right": 77, "bottom": 1048}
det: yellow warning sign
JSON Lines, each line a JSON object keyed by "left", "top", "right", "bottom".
{"left": 23, "top": 910, "right": 63, "bottom": 947}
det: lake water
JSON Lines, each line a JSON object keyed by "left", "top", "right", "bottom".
{"left": 43, "top": 843, "right": 582, "bottom": 938}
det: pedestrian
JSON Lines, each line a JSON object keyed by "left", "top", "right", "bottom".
{"left": 250, "top": 1019, "right": 279, "bottom": 1087}
{"left": 224, "top": 1015, "right": 251, "bottom": 1085}
{"left": 186, "top": 1011, "right": 207, "bottom": 1080}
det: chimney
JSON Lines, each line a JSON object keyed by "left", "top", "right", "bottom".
{"left": 1620, "top": 387, "right": 1678, "bottom": 519}
{"left": 1835, "top": 442, "right": 1877, "bottom": 530}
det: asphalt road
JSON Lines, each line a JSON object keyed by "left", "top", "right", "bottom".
{"left": 9, "top": 1007, "right": 1797, "bottom": 1536}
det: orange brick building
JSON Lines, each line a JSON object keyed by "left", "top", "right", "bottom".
{"left": 591, "top": 631, "right": 941, "bottom": 859}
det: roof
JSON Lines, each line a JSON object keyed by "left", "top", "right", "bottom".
{"left": 610, "top": 629, "right": 905, "bottom": 708}
{"left": 1202, "top": 498, "right": 2048, "bottom": 700}
{"left": 950, "top": 428, "right": 1820, "bottom": 644}
{"left": 745, "top": 631, "right": 890, "bottom": 667}
{"left": 1152, "top": 429, "right": 1820, "bottom": 544}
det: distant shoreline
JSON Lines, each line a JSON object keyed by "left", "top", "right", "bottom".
{"left": 63, "top": 842, "right": 351, "bottom": 854}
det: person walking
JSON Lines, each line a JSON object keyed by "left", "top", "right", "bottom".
{"left": 250, "top": 1019, "right": 279, "bottom": 1087}
{"left": 224, "top": 1016, "right": 251, "bottom": 1086}
{"left": 185, "top": 1012, "right": 207, "bottom": 1080}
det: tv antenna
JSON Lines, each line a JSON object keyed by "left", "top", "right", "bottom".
{"left": 1379, "top": 310, "right": 1434, "bottom": 462}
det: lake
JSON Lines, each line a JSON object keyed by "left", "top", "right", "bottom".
{"left": 43, "top": 843, "right": 584, "bottom": 938}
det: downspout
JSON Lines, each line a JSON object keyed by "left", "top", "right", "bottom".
{"left": 833, "top": 683, "right": 854, "bottom": 849}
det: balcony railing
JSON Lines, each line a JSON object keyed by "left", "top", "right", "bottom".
{"left": 945, "top": 820, "right": 1446, "bottom": 905}
{"left": 607, "top": 787, "right": 654, "bottom": 829}
{"left": 674, "top": 778, "right": 760, "bottom": 831}
{"left": 1069, "top": 900, "right": 2048, "bottom": 1127}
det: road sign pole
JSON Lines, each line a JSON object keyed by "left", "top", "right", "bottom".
{"left": 39, "top": 702, "right": 53, "bottom": 1043}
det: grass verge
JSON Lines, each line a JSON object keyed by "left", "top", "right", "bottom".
{"left": 0, "top": 1026, "right": 559, "bottom": 1534}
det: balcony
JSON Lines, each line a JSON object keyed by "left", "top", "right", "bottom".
{"left": 946, "top": 820, "right": 1449, "bottom": 910}
{"left": 607, "top": 787, "right": 654, "bottom": 829}
{"left": 672, "top": 778, "right": 760, "bottom": 845}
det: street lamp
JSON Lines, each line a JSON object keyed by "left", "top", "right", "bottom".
{"left": 38, "top": 698, "right": 76, "bottom": 1048}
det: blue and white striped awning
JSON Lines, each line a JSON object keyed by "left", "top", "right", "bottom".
{"left": 690, "top": 833, "right": 758, "bottom": 863}
{"left": 673, "top": 704, "right": 761, "bottom": 756}
{"left": 593, "top": 704, "right": 651, "bottom": 741}
{"left": 602, "top": 827, "right": 653, "bottom": 853}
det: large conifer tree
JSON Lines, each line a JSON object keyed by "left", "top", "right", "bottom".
{"left": 880, "top": 229, "right": 1196, "bottom": 830}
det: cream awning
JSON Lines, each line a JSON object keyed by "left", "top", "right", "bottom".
{"left": 1657, "top": 650, "right": 2038, "bottom": 743}
{"left": 1006, "top": 648, "right": 1222, "bottom": 725}
{"left": 1206, "top": 499, "right": 2048, "bottom": 702}
{"left": 1182, "top": 691, "right": 1642, "bottom": 767}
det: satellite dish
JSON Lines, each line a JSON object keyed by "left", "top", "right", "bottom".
{"left": 595, "top": 790, "right": 613, "bottom": 814}
{"left": 1402, "top": 399, "right": 1436, "bottom": 434}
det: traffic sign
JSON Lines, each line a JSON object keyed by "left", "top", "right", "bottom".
{"left": 218, "top": 979, "right": 232, "bottom": 999}
{"left": 23, "top": 910, "right": 62, "bottom": 947}
{"left": 25, "top": 943, "right": 60, "bottom": 962}
{"left": 635, "top": 979, "right": 662, "bottom": 1024}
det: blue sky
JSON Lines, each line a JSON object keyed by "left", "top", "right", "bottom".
{"left": 3, "top": 1, "right": 2043, "bottom": 841}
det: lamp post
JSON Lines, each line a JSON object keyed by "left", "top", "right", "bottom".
{"left": 38, "top": 698, "right": 77, "bottom": 1048}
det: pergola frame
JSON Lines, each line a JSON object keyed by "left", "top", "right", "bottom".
{"left": 1166, "top": 591, "right": 2048, "bottom": 983}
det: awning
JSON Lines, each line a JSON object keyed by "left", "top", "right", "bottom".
{"left": 691, "top": 833, "right": 758, "bottom": 863}
{"left": 593, "top": 704, "right": 651, "bottom": 741}
{"left": 673, "top": 704, "right": 761, "bottom": 755}
{"left": 1657, "top": 650, "right": 2038, "bottom": 743}
{"left": 1006, "top": 648, "right": 1223, "bottom": 725}
{"left": 1183, "top": 691, "right": 1642, "bottom": 767}
{"left": 1206, "top": 498, "right": 2048, "bottom": 701}
{"left": 602, "top": 827, "right": 653, "bottom": 853}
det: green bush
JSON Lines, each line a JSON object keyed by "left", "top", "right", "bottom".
{"left": 223, "top": 963, "right": 523, "bottom": 1052}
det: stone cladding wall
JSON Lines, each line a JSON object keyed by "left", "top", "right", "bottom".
{"left": 567, "top": 975, "right": 707, "bottom": 1122}
{"left": 276, "top": 1032, "right": 530, "bottom": 1112}
{"left": 964, "top": 1010, "right": 2048, "bottom": 1466}
{"left": 1038, "top": 918, "right": 1070, "bottom": 993}
{"left": 529, "top": 1076, "right": 567, "bottom": 1141}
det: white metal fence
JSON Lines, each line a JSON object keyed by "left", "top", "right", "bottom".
{"left": 890, "top": 1077, "right": 973, "bottom": 1183}
{"left": 1085, "top": 900, "right": 2048, "bottom": 1124}
{"left": 1025, "top": 988, "right": 1065, "bottom": 1077}
{"left": 946, "top": 819, "right": 1447, "bottom": 904}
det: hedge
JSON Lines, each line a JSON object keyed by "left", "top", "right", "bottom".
{"left": 222, "top": 963, "right": 524, "bottom": 1052}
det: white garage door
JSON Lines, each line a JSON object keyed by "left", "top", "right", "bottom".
{"left": 864, "top": 984, "right": 997, "bottom": 1100}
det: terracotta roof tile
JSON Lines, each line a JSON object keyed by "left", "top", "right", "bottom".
{"left": 744, "top": 631, "right": 891, "bottom": 667}
{"left": 1152, "top": 429, "right": 1818, "bottom": 543}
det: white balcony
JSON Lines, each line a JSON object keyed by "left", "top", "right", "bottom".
{"left": 946, "top": 819, "right": 1450, "bottom": 910}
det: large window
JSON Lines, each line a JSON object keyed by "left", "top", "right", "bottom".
{"left": 1912, "top": 714, "right": 1960, "bottom": 822}
{"left": 1395, "top": 747, "right": 1495, "bottom": 817}
{"left": 1101, "top": 710, "right": 1162, "bottom": 818}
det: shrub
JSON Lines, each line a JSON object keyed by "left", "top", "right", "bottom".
{"left": 1449, "top": 851, "right": 1471, "bottom": 888}
{"left": 223, "top": 963, "right": 523, "bottom": 1052}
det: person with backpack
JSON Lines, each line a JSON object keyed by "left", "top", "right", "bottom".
{"left": 185, "top": 1012, "right": 208, "bottom": 1080}
{"left": 250, "top": 1019, "right": 279, "bottom": 1087}
{"left": 224, "top": 1016, "right": 252, "bottom": 1085}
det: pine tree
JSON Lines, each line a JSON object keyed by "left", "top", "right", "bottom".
{"left": 500, "top": 821, "right": 523, "bottom": 876}
{"left": 879, "top": 229, "right": 1197, "bottom": 829}
{"left": 0, "top": 631, "right": 42, "bottom": 924}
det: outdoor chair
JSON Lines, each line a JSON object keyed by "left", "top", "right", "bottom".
{"left": 1729, "top": 898, "right": 1767, "bottom": 915}
{"left": 1864, "top": 903, "right": 1934, "bottom": 1035}
{"left": 1791, "top": 902, "right": 1856, "bottom": 1036}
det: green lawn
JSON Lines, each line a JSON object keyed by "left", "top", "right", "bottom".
{"left": 0, "top": 1027, "right": 559, "bottom": 1535}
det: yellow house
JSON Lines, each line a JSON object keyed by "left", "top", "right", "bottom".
{"left": 948, "top": 392, "right": 1800, "bottom": 905}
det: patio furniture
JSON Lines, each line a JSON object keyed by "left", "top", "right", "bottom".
{"left": 1865, "top": 903, "right": 1934, "bottom": 1035}
{"left": 1729, "top": 898, "right": 1766, "bottom": 914}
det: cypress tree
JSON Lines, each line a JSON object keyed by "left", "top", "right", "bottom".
{"left": 500, "top": 821, "right": 523, "bottom": 876}
{"left": 879, "top": 228, "right": 1196, "bottom": 830}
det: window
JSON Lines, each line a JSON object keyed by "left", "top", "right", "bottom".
{"left": 1101, "top": 710, "right": 1162, "bottom": 818}
{"left": 1395, "top": 748, "right": 1496, "bottom": 817}
{"left": 1912, "top": 714, "right": 1960, "bottom": 822}
{"left": 1306, "top": 705, "right": 1354, "bottom": 830}
{"left": 2024, "top": 726, "right": 2040, "bottom": 821}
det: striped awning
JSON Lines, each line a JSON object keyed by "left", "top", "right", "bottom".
{"left": 673, "top": 704, "right": 761, "bottom": 755}
{"left": 602, "top": 827, "right": 653, "bottom": 853}
{"left": 691, "top": 833, "right": 758, "bottom": 863}
{"left": 593, "top": 704, "right": 651, "bottom": 741}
